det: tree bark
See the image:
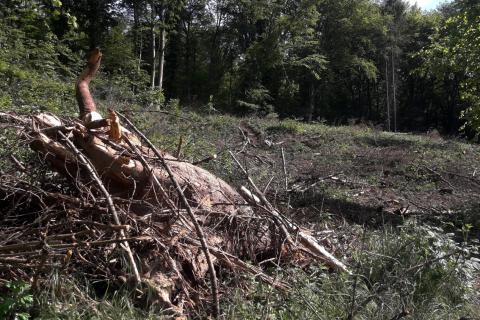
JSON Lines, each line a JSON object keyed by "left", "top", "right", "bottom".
{"left": 157, "top": 26, "right": 166, "bottom": 91}
{"left": 76, "top": 48, "right": 102, "bottom": 119}
{"left": 133, "top": 2, "right": 143, "bottom": 75}
{"left": 133, "top": 2, "right": 140, "bottom": 60}
{"left": 385, "top": 56, "right": 390, "bottom": 131}
{"left": 391, "top": 49, "right": 397, "bottom": 132}
{"left": 185, "top": 21, "right": 192, "bottom": 101}
{"left": 150, "top": 1, "right": 156, "bottom": 90}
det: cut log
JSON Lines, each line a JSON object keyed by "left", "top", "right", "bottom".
{"left": 76, "top": 48, "right": 102, "bottom": 120}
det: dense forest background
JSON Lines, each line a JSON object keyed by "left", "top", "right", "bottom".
{"left": 0, "top": 0, "right": 479, "bottom": 134}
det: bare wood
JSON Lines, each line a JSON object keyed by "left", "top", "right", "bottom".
{"left": 175, "top": 135, "right": 183, "bottom": 158}
{"left": 192, "top": 154, "right": 217, "bottom": 166}
{"left": 58, "top": 131, "right": 142, "bottom": 284}
{"left": 0, "top": 251, "right": 48, "bottom": 258}
{"left": 49, "top": 236, "right": 151, "bottom": 249}
{"left": 0, "top": 240, "right": 60, "bottom": 252}
{"left": 240, "top": 186, "right": 261, "bottom": 205}
{"left": 10, "top": 155, "right": 26, "bottom": 172}
{"left": 72, "top": 220, "right": 131, "bottom": 231}
{"left": 117, "top": 112, "right": 220, "bottom": 318}
{"left": 0, "top": 112, "right": 30, "bottom": 124}
{"left": 85, "top": 118, "right": 111, "bottom": 130}
{"left": 45, "top": 230, "right": 93, "bottom": 240}
{"left": 185, "top": 237, "right": 289, "bottom": 291}
{"left": 229, "top": 151, "right": 293, "bottom": 244}
{"left": 40, "top": 125, "right": 74, "bottom": 136}
{"left": 0, "top": 236, "right": 151, "bottom": 254}
{"left": 122, "top": 136, "right": 192, "bottom": 230}
{"left": 76, "top": 48, "right": 102, "bottom": 118}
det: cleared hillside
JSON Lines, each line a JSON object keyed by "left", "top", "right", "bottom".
{"left": 1, "top": 110, "right": 479, "bottom": 319}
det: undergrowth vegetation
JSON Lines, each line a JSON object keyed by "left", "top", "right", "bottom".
{"left": 225, "top": 222, "right": 477, "bottom": 320}
{"left": 1, "top": 0, "right": 479, "bottom": 318}
{"left": 2, "top": 221, "right": 474, "bottom": 319}
{"left": 1, "top": 108, "right": 479, "bottom": 319}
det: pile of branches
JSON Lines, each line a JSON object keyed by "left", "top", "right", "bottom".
{"left": 0, "top": 49, "right": 348, "bottom": 318}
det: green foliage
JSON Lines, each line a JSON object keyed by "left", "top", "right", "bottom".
{"left": 0, "top": 0, "right": 474, "bottom": 132}
{"left": 0, "top": 281, "right": 33, "bottom": 320}
{"left": 290, "top": 54, "right": 327, "bottom": 81}
{"left": 419, "top": 1, "right": 480, "bottom": 133}
{"left": 237, "top": 86, "right": 274, "bottom": 115}
{"left": 224, "top": 223, "right": 477, "bottom": 319}
{"left": 266, "top": 119, "right": 306, "bottom": 134}
{"left": 137, "top": 89, "right": 165, "bottom": 109}
{"left": 0, "top": 0, "right": 82, "bottom": 115}
{"left": 34, "top": 276, "right": 166, "bottom": 320}
{"left": 350, "top": 56, "right": 378, "bottom": 81}
{"left": 102, "top": 23, "right": 138, "bottom": 75}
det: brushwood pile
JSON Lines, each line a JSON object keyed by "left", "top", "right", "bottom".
{"left": 0, "top": 49, "right": 348, "bottom": 317}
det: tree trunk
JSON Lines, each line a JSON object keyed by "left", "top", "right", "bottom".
{"left": 138, "top": 32, "right": 143, "bottom": 73}
{"left": 375, "top": 81, "right": 380, "bottom": 119}
{"left": 134, "top": 3, "right": 143, "bottom": 73}
{"left": 157, "top": 6, "right": 166, "bottom": 92}
{"left": 391, "top": 49, "right": 397, "bottom": 132}
{"left": 76, "top": 49, "right": 102, "bottom": 119}
{"left": 157, "top": 28, "right": 166, "bottom": 91}
{"left": 133, "top": 2, "right": 140, "bottom": 59}
{"left": 133, "top": 2, "right": 141, "bottom": 93}
{"left": 385, "top": 56, "right": 390, "bottom": 131}
{"left": 185, "top": 21, "right": 191, "bottom": 102}
{"left": 307, "top": 82, "right": 315, "bottom": 122}
{"left": 367, "top": 79, "right": 371, "bottom": 119}
{"left": 150, "top": 2, "right": 156, "bottom": 90}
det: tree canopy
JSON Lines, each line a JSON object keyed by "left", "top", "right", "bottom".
{"left": 0, "top": 0, "right": 478, "bottom": 134}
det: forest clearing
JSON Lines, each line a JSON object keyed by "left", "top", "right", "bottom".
{"left": 1, "top": 97, "right": 479, "bottom": 318}
{"left": 1, "top": 0, "right": 480, "bottom": 319}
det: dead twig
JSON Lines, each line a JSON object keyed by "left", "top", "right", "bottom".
{"left": 192, "top": 154, "right": 217, "bottom": 166}
{"left": 122, "top": 135, "right": 192, "bottom": 229}
{"left": 58, "top": 131, "right": 142, "bottom": 284}
{"left": 175, "top": 135, "right": 183, "bottom": 159}
{"left": 229, "top": 151, "right": 350, "bottom": 273}
{"left": 281, "top": 147, "right": 288, "bottom": 191}
{"left": 424, "top": 166, "right": 455, "bottom": 191}
{"left": 9, "top": 155, "right": 26, "bottom": 172}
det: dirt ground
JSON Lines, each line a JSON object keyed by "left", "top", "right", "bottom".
{"left": 150, "top": 113, "right": 480, "bottom": 229}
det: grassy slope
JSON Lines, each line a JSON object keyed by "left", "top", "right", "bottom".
{"left": 142, "top": 110, "right": 480, "bottom": 319}
{"left": 148, "top": 111, "right": 480, "bottom": 224}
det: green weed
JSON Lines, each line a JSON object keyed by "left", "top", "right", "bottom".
{"left": 0, "top": 281, "right": 33, "bottom": 320}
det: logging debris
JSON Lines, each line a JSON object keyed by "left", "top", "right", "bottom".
{"left": 0, "top": 111, "right": 349, "bottom": 316}
{"left": 0, "top": 48, "right": 349, "bottom": 317}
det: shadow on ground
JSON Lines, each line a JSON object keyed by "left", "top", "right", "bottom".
{"left": 289, "top": 190, "right": 405, "bottom": 226}
{"left": 356, "top": 135, "right": 453, "bottom": 151}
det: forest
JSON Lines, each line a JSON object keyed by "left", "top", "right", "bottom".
{"left": 1, "top": 0, "right": 480, "bottom": 319}
{"left": 0, "top": 0, "right": 479, "bottom": 134}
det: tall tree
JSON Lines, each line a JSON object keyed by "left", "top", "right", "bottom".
{"left": 383, "top": 0, "right": 409, "bottom": 131}
{"left": 420, "top": 0, "right": 480, "bottom": 133}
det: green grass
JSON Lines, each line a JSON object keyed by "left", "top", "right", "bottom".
{"left": 16, "top": 221, "right": 476, "bottom": 319}
{"left": 32, "top": 277, "right": 166, "bottom": 320}
{"left": 2, "top": 108, "right": 480, "bottom": 319}
{"left": 224, "top": 223, "right": 478, "bottom": 320}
